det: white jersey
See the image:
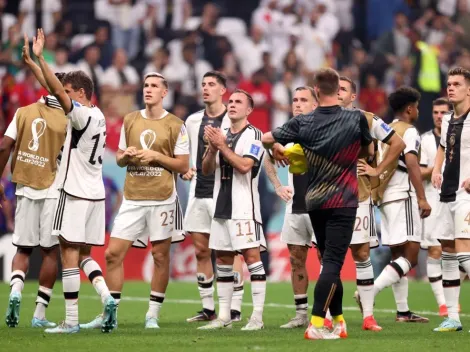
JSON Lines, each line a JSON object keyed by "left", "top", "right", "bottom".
{"left": 380, "top": 120, "right": 421, "bottom": 204}
{"left": 420, "top": 129, "right": 440, "bottom": 201}
{"left": 56, "top": 100, "right": 106, "bottom": 200}
{"left": 5, "top": 96, "right": 62, "bottom": 200}
{"left": 185, "top": 109, "right": 230, "bottom": 199}
{"left": 440, "top": 111, "right": 470, "bottom": 202}
{"left": 213, "top": 124, "right": 264, "bottom": 222}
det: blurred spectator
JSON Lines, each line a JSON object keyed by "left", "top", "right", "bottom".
{"left": 272, "top": 70, "right": 294, "bottom": 128}
{"left": 55, "top": 19, "right": 74, "bottom": 50}
{"left": 359, "top": 73, "right": 388, "bottom": 117}
{"left": 101, "top": 49, "right": 140, "bottom": 116}
{"left": 104, "top": 101, "right": 123, "bottom": 152}
{"left": 239, "top": 69, "right": 272, "bottom": 132}
{"left": 234, "top": 25, "right": 269, "bottom": 79}
{"left": 77, "top": 45, "right": 104, "bottom": 101}
{"left": 72, "top": 25, "right": 114, "bottom": 69}
{"left": 7, "top": 70, "right": 43, "bottom": 123}
{"left": 104, "top": 175, "right": 122, "bottom": 232}
{"left": 456, "top": 0, "right": 470, "bottom": 51}
{"left": 0, "top": 23, "right": 22, "bottom": 76}
{"left": 260, "top": 51, "right": 277, "bottom": 83}
{"left": 172, "top": 97, "right": 191, "bottom": 121}
{"left": 19, "top": 0, "right": 62, "bottom": 37}
{"left": 52, "top": 46, "right": 76, "bottom": 73}
{"left": 366, "top": 0, "right": 409, "bottom": 42}
{"left": 282, "top": 49, "right": 305, "bottom": 87}
{"left": 0, "top": 0, "right": 17, "bottom": 44}
{"left": 145, "top": 0, "right": 192, "bottom": 42}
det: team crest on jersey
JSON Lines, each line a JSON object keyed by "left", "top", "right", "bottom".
{"left": 140, "top": 129, "right": 156, "bottom": 150}
{"left": 449, "top": 134, "right": 456, "bottom": 146}
{"left": 28, "top": 118, "right": 47, "bottom": 152}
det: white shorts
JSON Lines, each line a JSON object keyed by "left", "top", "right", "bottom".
{"left": 183, "top": 197, "right": 212, "bottom": 234}
{"left": 379, "top": 197, "right": 421, "bottom": 246}
{"left": 281, "top": 213, "right": 316, "bottom": 247}
{"left": 351, "top": 199, "right": 378, "bottom": 248}
{"left": 111, "top": 199, "right": 184, "bottom": 244}
{"left": 421, "top": 197, "right": 441, "bottom": 249}
{"left": 52, "top": 191, "right": 105, "bottom": 246}
{"left": 13, "top": 196, "right": 59, "bottom": 248}
{"left": 209, "top": 218, "right": 266, "bottom": 252}
{"left": 435, "top": 199, "right": 470, "bottom": 241}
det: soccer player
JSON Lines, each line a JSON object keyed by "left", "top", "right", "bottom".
{"left": 432, "top": 67, "right": 470, "bottom": 332}
{"left": 263, "top": 68, "right": 375, "bottom": 340}
{"left": 420, "top": 98, "right": 452, "bottom": 316}
{"left": 32, "top": 28, "right": 117, "bottom": 334}
{"left": 83, "top": 71, "right": 189, "bottom": 330}
{"left": 338, "top": 76, "right": 405, "bottom": 331}
{"left": 183, "top": 71, "right": 245, "bottom": 323}
{"left": 359, "top": 87, "right": 431, "bottom": 323}
{"left": 199, "top": 89, "right": 266, "bottom": 331}
{"left": 263, "top": 86, "right": 318, "bottom": 329}
{"left": 0, "top": 42, "right": 67, "bottom": 328}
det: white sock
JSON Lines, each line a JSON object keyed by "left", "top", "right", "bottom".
{"left": 442, "top": 252, "right": 461, "bottom": 322}
{"left": 457, "top": 252, "right": 470, "bottom": 276}
{"left": 146, "top": 291, "right": 165, "bottom": 319}
{"left": 427, "top": 257, "right": 446, "bottom": 307}
{"left": 356, "top": 258, "right": 375, "bottom": 318}
{"left": 34, "top": 286, "right": 52, "bottom": 320}
{"left": 10, "top": 270, "right": 25, "bottom": 294}
{"left": 294, "top": 294, "right": 308, "bottom": 317}
{"left": 63, "top": 268, "right": 80, "bottom": 327}
{"left": 196, "top": 273, "right": 215, "bottom": 312}
{"left": 231, "top": 271, "right": 244, "bottom": 313}
{"left": 80, "top": 257, "right": 110, "bottom": 304}
{"left": 374, "top": 257, "right": 411, "bottom": 296}
{"left": 247, "top": 261, "right": 266, "bottom": 322}
{"left": 392, "top": 276, "right": 409, "bottom": 313}
{"left": 216, "top": 264, "right": 234, "bottom": 323}
{"left": 459, "top": 265, "right": 467, "bottom": 283}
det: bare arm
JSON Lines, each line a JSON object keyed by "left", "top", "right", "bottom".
{"left": 151, "top": 154, "right": 189, "bottom": 175}
{"left": 406, "top": 153, "right": 426, "bottom": 200}
{"left": 218, "top": 144, "right": 255, "bottom": 175}
{"left": 202, "top": 148, "right": 217, "bottom": 176}
{"left": 22, "top": 34, "right": 49, "bottom": 91}
{"left": 420, "top": 166, "right": 433, "bottom": 181}
{"left": 261, "top": 132, "right": 275, "bottom": 149}
{"left": 375, "top": 134, "right": 406, "bottom": 175}
{"left": 431, "top": 146, "right": 445, "bottom": 189}
{"left": 264, "top": 156, "right": 282, "bottom": 189}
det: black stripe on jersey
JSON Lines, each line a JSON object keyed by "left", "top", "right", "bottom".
{"left": 214, "top": 125, "right": 248, "bottom": 219}
{"left": 195, "top": 109, "right": 226, "bottom": 198}
{"left": 248, "top": 126, "right": 263, "bottom": 220}
{"left": 441, "top": 112, "right": 467, "bottom": 202}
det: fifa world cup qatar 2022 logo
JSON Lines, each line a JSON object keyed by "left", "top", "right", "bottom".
{"left": 28, "top": 118, "right": 47, "bottom": 152}
{"left": 140, "top": 129, "right": 156, "bottom": 150}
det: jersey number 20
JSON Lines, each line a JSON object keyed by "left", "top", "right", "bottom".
{"left": 89, "top": 132, "right": 106, "bottom": 165}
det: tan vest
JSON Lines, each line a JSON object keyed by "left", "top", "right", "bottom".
{"left": 372, "top": 120, "right": 418, "bottom": 204}
{"left": 123, "top": 111, "right": 184, "bottom": 201}
{"left": 11, "top": 102, "right": 66, "bottom": 190}
{"left": 358, "top": 111, "right": 379, "bottom": 202}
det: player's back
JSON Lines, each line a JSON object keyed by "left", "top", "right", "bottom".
{"left": 58, "top": 101, "right": 106, "bottom": 200}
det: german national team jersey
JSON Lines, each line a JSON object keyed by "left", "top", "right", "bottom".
{"left": 440, "top": 111, "right": 470, "bottom": 202}
{"left": 213, "top": 124, "right": 264, "bottom": 221}
{"left": 272, "top": 106, "right": 373, "bottom": 210}
{"left": 185, "top": 109, "right": 230, "bottom": 198}
{"left": 56, "top": 100, "right": 106, "bottom": 200}
{"left": 420, "top": 129, "right": 441, "bottom": 200}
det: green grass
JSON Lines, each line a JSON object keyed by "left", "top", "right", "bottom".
{"left": 1, "top": 281, "right": 469, "bottom": 351}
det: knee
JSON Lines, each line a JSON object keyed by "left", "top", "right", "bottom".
{"left": 288, "top": 246, "right": 307, "bottom": 270}
{"left": 428, "top": 246, "right": 442, "bottom": 260}
{"left": 352, "top": 248, "right": 369, "bottom": 262}
{"left": 194, "top": 243, "right": 211, "bottom": 262}
{"left": 151, "top": 249, "right": 169, "bottom": 268}
{"left": 105, "top": 248, "right": 124, "bottom": 266}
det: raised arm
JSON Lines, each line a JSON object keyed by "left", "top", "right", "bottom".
{"left": 22, "top": 33, "right": 49, "bottom": 91}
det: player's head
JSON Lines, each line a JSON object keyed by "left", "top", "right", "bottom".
{"left": 292, "top": 86, "right": 318, "bottom": 116}
{"left": 202, "top": 71, "right": 227, "bottom": 105}
{"left": 313, "top": 68, "right": 340, "bottom": 98}
{"left": 55, "top": 72, "right": 66, "bottom": 84}
{"left": 227, "top": 89, "right": 253, "bottom": 122}
{"left": 432, "top": 97, "right": 451, "bottom": 130}
{"left": 447, "top": 67, "right": 470, "bottom": 105}
{"left": 388, "top": 86, "right": 421, "bottom": 122}
{"left": 143, "top": 72, "right": 168, "bottom": 106}
{"left": 62, "top": 70, "right": 94, "bottom": 103}
{"left": 338, "top": 76, "right": 357, "bottom": 108}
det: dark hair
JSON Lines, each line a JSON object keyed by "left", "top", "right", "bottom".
{"left": 295, "top": 86, "right": 318, "bottom": 102}
{"left": 55, "top": 72, "right": 66, "bottom": 83}
{"left": 448, "top": 67, "right": 470, "bottom": 84}
{"left": 432, "top": 97, "right": 452, "bottom": 110}
{"left": 144, "top": 72, "right": 169, "bottom": 89}
{"left": 232, "top": 89, "right": 254, "bottom": 109}
{"left": 313, "top": 68, "right": 340, "bottom": 96}
{"left": 63, "top": 70, "right": 94, "bottom": 100}
{"left": 388, "top": 86, "right": 421, "bottom": 113}
{"left": 203, "top": 71, "right": 227, "bottom": 87}
{"left": 339, "top": 76, "right": 357, "bottom": 94}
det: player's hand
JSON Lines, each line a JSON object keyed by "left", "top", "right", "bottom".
{"left": 431, "top": 172, "right": 442, "bottom": 189}
{"left": 275, "top": 185, "right": 293, "bottom": 202}
{"left": 32, "top": 28, "right": 45, "bottom": 58}
{"left": 357, "top": 159, "right": 378, "bottom": 177}
{"left": 123, "top": 146, "right": 138, "bottom": 157}
{"left": 22, "top": 33, "right": 33, "bottom": 64}
{"left": 418, "top": 198, "right": 432, "bottom": 219}
{"left": 461, "top": 178, "right": 470, "bottom": 193}
{"left": 182, "top": 166, "right": 196, "bottom": 181}
{"left": 204, "top": 126, "right": 226, "bottom": 149}
{"left": 136, "top": 149, "right": 159, "bottom": 164}
{"left": 272, "top": 143, "right": 289, "bottom": 167}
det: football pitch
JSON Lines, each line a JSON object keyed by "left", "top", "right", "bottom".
{"left": 1, "top": 281, "right": 469, "bottom": 351}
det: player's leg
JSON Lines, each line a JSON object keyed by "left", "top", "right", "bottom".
{"left": 145, "top": 237, "right": 172, "bottom": 329}
{"left": 231, "top": 254, "right": 244, "bottom": 322}
{"left": 427, "top": 245, "right": 446, "bottom": 315}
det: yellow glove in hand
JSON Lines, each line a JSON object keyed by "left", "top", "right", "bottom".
{"left": 284, "top": 144, "right": 308, "bottom": 174}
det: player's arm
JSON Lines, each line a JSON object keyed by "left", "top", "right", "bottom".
{"left": 116, "top": 125, "right": 138, "bottom": 167}
{"left": 419, "top": 143, "right": 432, "bottom": 181}
{"left": 33, "top": 29, "right": 72, "bottom": 114}
{"left": 22, "top": 33, "right": 49, "bottom": 91}
{"left": 431, "top": 145, "right": 445, "bottom": 189}
{"left": 263, "top": 156, "right": 293, "bottom": 202}
{"left": 358, "top": 113, "right": 374, "bottom": 158}
{"left": 201, "top": 145, "right": 217, "bottom": 176}
{"left": 263, "top": 118, "right": 301, "bottom": 162}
